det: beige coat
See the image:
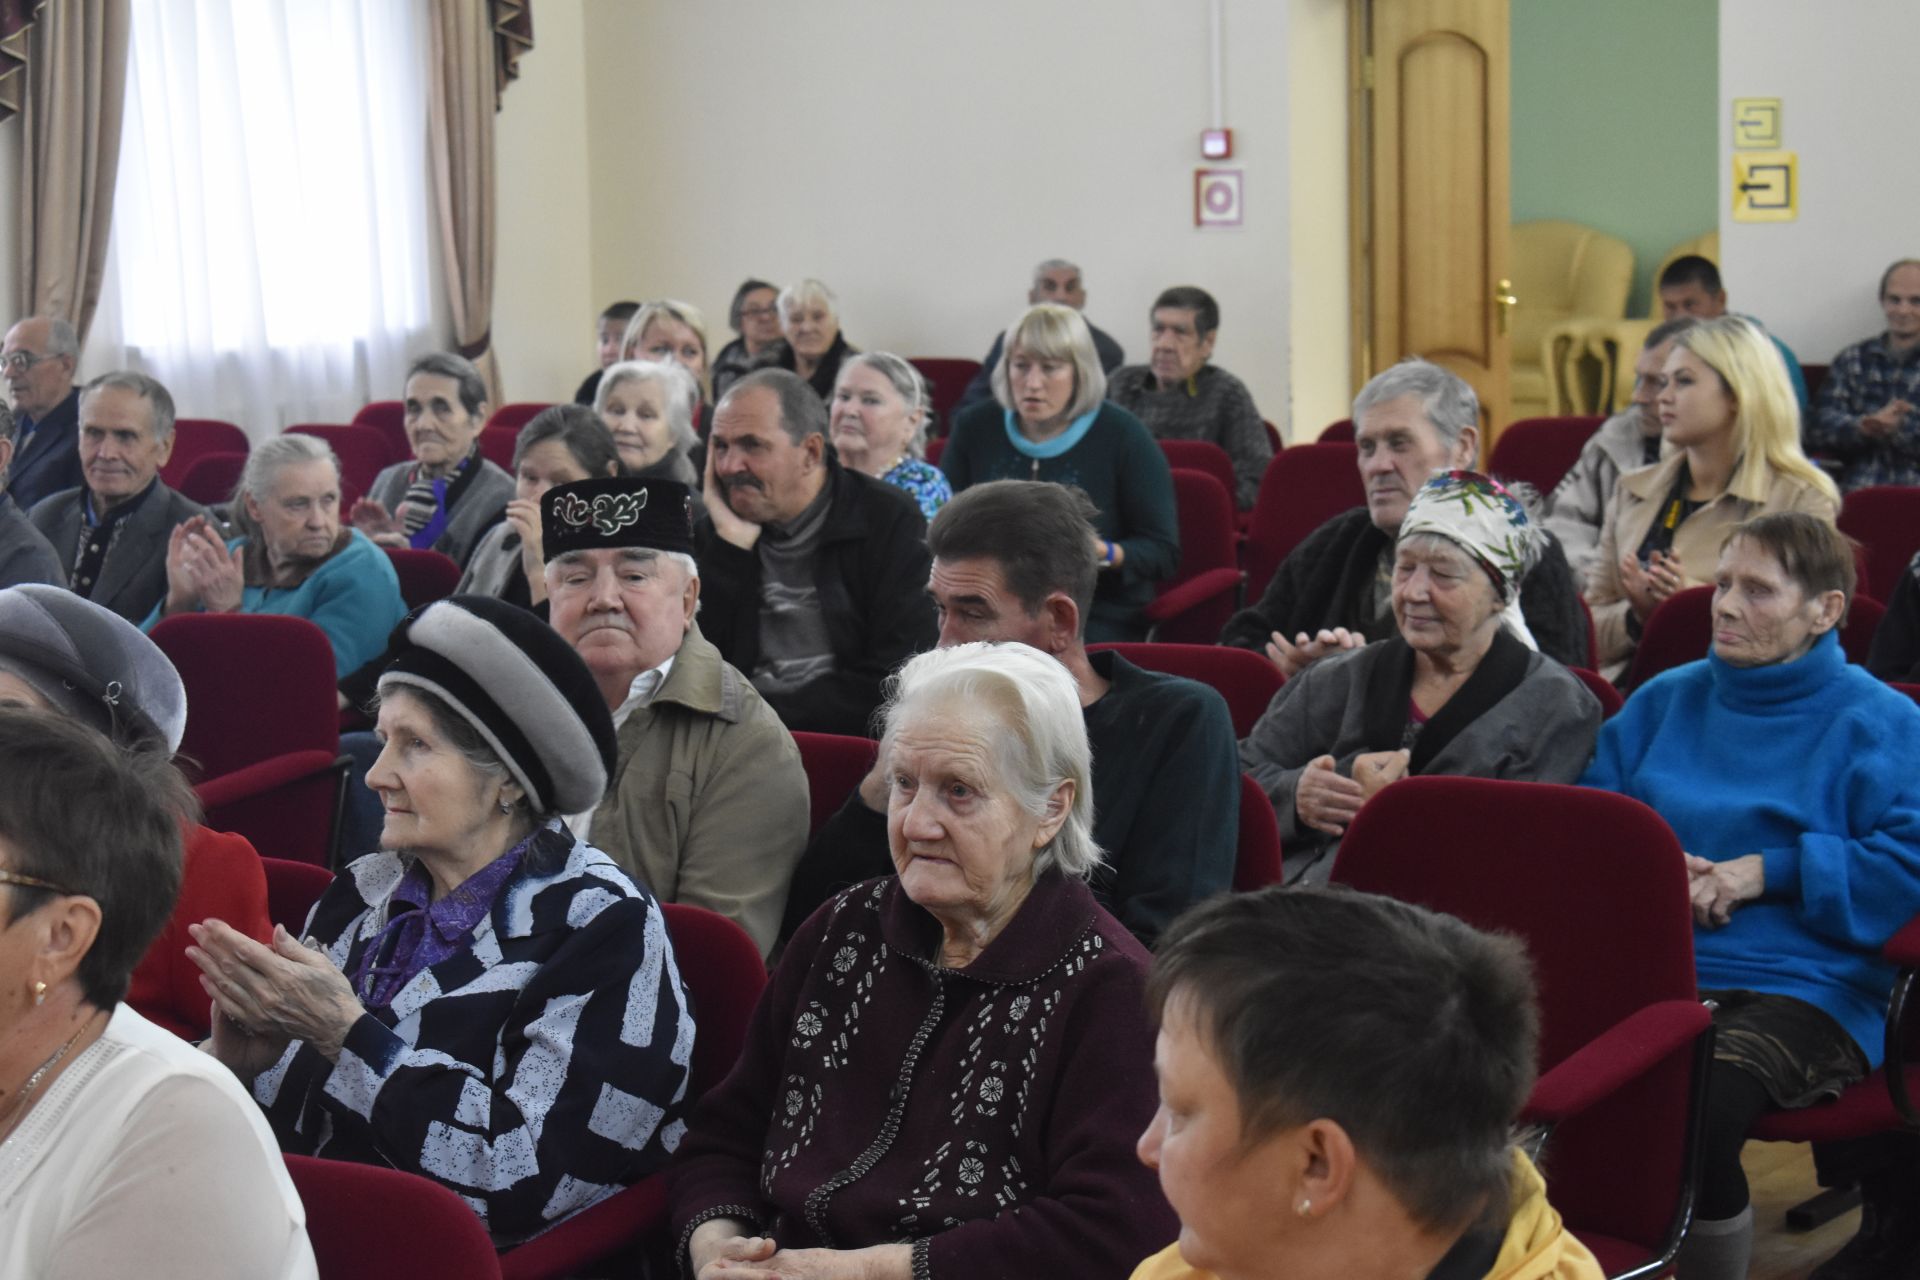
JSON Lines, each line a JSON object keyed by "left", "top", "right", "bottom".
{"left": 586, "top": 625, "right": 809, "bottom": 958}
{"left": 1587, "top": 451, "right": 1838, "bottom": 678}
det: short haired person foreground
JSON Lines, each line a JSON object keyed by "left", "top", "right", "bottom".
{"left": 353, "top": 352, "right": 513, "bottom": 568}
{"left": 30, "top": 370, "right": 208, "bottom": 623}
{"left": 1582, "top": 514, "right": 1920, "bottom": 1279}
{"left": 1, "top": 314, "right": 86, "bottom": 508}
{"left": 543, "top": 475, "right": 808, "bottom": 958}
{"left": 191, "top": 596, "right": 695, "bottom": 1244}
{"left": 1130, "top": 887, "right": 1601, "bottom": 1280}
{"left": 671, "top": 642, "right": 1178, "bottom": 1279}
{"left": 1542, "top": 317, "right": 1697, "bottom": 579}
{"left": 0, "top": 709, "right": 316, "bottom": 1278}
{"left": 781, "top": 479, "right": 1239, "bottom": 948}
{"left": 148, "top": 432, "right": 407, "bottom": 678}
{"left": 1221, "top": 358, "right": 1586, "bottom": 674}
{"left": 697, "top": 367, "right": 935, "bottom": 735}
{"left": 1241, "top": 472, "right": 1600, "bottom": 884}
{"left": 1106, "top": 285, "right": 1273, "bottom": 509}
{"left": 1807, "top": 257, "right": 1920, "bottom": 490}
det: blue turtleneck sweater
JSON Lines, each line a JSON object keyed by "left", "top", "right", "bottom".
{"left": 1581, "top": 630, "right": 1920, "bottom": 1065}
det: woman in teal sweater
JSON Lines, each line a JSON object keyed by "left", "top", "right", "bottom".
{"left": 145, "top": 433, "right": 408, "bottom": 678}
{"left": 942, "top": 303, "right": 1178, "bottom": 642}
{"left": 1581, "top": 512, "right": 1920, "bottom": 1280}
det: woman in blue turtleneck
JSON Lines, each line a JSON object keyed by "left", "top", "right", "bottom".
{"left": 1582, "top": 512, "right": 1920, "bottom": 1280}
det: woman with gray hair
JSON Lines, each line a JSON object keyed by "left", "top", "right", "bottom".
{"left": 754, "top": 277, "right": 857, "bottom": 401}
{"left": 595, "top": 358, "right": 702, "bottom": 489}
{"left": 145, "top": 432, "right": 407, "bottom": 677}
{"left": 943, "top": 303, "right": 1180, "bottom": 641}
{"left": 1241, "top": 470, "right": 1602, "bottom": 885}
{"left": 672, "top": 641, "right": 1176, "bottom": 1280}
{"left": 829, "top": 351, "right": 951, "bottom": 519}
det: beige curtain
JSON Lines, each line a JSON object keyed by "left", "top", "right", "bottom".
{"left": 15, "top": 0, "right": 128, "bottom": 343}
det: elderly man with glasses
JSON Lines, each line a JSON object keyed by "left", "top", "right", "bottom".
{"left": 1, "top": 317, "right": 87, "bottom": 510}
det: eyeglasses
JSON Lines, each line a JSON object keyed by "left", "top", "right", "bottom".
{"left": 0, "top": 351, "right": 53, "bottom": 376}
{"left": 0, "top": 869, "right": 74, "bottom": 895}
{"left": 739, "top": 305, "right": 778, "bottom": 320}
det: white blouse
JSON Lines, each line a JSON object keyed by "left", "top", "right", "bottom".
{"left": 0, "top": 1003, "right": 316, "bottom": 1280}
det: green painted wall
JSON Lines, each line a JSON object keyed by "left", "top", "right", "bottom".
{"left": 1511, "top": 0, "right": 1719, "bottom": 316}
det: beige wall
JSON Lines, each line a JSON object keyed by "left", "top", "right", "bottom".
{"left": 1718, "top": 0, "right": 1920, "bottom": 365}
{"left": 1286, "top": 0, "right": 1351, "bottom": 439}
{"left": 492, "top": 0, "right": 594, "bottom": 404}
{"left": 564, "top": 0, "right": 1306, "bottom": 431}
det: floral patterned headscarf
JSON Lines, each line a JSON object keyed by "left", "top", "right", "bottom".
{"left": 1397, "top": 469, "right": 1537, "bottom": 649}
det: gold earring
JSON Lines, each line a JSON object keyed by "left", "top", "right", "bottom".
{"left": 32, "top": 981, "right": 47, "bottom": 1006}
{"left": 1296, "top": 1198, "right": 1313, "bottom": 1218}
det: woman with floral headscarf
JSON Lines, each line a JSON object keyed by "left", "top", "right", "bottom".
{"left": 1241, "top": 471, "right": 1603, "bottom": 884}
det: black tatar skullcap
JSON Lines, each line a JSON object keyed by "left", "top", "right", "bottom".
{"left": 376, "top": 594, "right": 618, "bottom": 816}
{"left": 541, "top": 477, "right": 695, "bottom": 563}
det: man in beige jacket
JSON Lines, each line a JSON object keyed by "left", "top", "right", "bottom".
{"left": 544, "top": 475, "right": 807, "bottom": 958}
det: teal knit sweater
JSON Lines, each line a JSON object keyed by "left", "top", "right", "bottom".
{"left": 1581, "top": 630, "right": 1920, "bottom": 1064}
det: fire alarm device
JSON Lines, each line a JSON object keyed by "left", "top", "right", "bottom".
{"left": 1200, "top": 128, "right": 1233, "bottom": 160}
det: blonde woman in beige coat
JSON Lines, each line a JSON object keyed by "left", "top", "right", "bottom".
{"left": 1587, "top": 316, "right": 1839, "bottom": 680}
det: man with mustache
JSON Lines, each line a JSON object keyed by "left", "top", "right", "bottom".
{"left": 697, "top": 368, "right": 937, "bottom": 735}
{"left": 1, "top": 316, "right": 87, "bottom": 509}
{"left": 542, "top": 475, "right": 806, "bottom": 958}
{"left": 1220, "top": 358, "right": 1586, "bottom": 675}
{"left": 29, "top": 371, "right": 209, "bottom": 623}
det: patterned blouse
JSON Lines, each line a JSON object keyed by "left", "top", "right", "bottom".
{"left": 669, "top": 873, "right": 1177, "bottom": 1278}
{"left": 882, "top": 456, "right": 952, "bottom": 521}
{"left": 252, "top": 822, "right": 696, "bottom": 1245}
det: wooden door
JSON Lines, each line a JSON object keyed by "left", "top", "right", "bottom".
{"left": 1351, "top": 0, "right": 1512, "bottom": 446}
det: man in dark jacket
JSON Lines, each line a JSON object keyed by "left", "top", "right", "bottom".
{"left": 1221, "top": 358, "right": 1587, "bottom": 672}
{"left": 0, "top": 402, "right": 65, "bottom": 588}
{"left": 2, "top": 315, "right": 87, "bottom": 510}
{"left": 695, "top": 368, "right": 936, "bottom": 736}
{"left": 780, "top": 480, "right": 1239, "bottom": 949}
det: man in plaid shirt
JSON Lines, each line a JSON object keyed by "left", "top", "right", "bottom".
{"left": 1807, "top": 259, "right": 1920, "bottom": 491}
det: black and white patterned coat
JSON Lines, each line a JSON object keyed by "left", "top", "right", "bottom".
{"left": 253, "top": 823, "right": 695, "bottom": 1244}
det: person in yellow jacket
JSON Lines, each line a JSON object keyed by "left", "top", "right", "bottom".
{"left": 1130, "top": 888, "right": 1603, "bottom": 1280}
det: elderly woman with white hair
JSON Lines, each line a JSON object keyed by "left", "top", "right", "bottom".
{"left": 144, "top": 433, "right": 407, "bottom": 678}
{"left": 596, "top": 358, "right": 702, "bottom": 489}
{"left": 829, "top": 351, "right": 951, "bottom": 520}
{"left": 671, "top": 641, "right": 1177, "bottom": 1280}
{"left": 754, "top": 277, "right": 857, "bottom": 402}
{"left": 942, "top": 303, "right": 1180, "bottom": 642}
{"left": 1241, "top": 471, "right": 1602, "bottom": 885}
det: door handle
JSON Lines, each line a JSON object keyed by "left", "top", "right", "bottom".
{"left": 1495, "top": 279, "right": 1518, "bottom": 335}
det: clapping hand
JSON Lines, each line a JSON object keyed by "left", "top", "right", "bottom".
{"left": 162, "top": 515, "right": 245, "bottom": 615}
{"left": 1265, "top": 627, "right": 1365, "bottom": 679}
{"left": 1861, "top": 399, "right": 1915, "bottom": 439}
{"left": 1295, "top": 754, "right": 1365, "bottom": 836}
{"left": 1621, "top": 550, "right": 1684, "bottom": 622}
{"left": 350, "top": 496, "right": 405, "bottom": 545}
{"left": 187, "top": 920, "right": 366, "bottom": 1062}
{"left": 1352, "top": 748, "right": 1411, "bottom": 802}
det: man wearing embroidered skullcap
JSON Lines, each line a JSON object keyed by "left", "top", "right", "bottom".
{"left": 544, "top": 475, "right": 808, "bottom": 958}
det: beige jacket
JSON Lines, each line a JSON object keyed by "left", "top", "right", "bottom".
{"left": 1586, "top": 451, "right": 1838, "bottom": 678}
{"left": 586, "top": 625, "right": 808, "bottom": 958}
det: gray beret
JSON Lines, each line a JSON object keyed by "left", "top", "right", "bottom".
{"left": 0, "top": 585, "right": 187, "bottom": 752}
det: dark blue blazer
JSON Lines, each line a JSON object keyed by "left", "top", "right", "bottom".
{"left": 9, "top": 388, "right": 84, "bottom": 512}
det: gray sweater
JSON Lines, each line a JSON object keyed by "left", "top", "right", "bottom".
{"left": 1106, "top": 363, "right": 1272, "bottom": 508}
{"left": 1240, "top": 637, "right": 1601, "bottom": 884}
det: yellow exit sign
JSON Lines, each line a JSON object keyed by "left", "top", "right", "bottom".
{"left": 1733, "top": 151, "right": 1797, "bottom": 222}
{"left": 1733, "top": 98, "right": 1782, "bottom": 149}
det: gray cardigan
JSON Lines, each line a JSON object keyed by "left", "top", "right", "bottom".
{"left": 1240, "top": 637, "right": 1601, "bottom": 883}
{"left": 0, "top": 494, "right": 66, "bottom": 590}
{"left": 367, "top": 456, "right": 514, "bottom": 569}
{"left": 29, "top": 482, "right": 210, "bottom": 623}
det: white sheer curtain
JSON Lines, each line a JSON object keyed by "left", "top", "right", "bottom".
{"left": 86, "top": 0, "right": 436, "bottom": 438}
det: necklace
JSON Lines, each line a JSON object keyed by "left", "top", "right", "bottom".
{"left": 0, "top": 1014, "right": 99, "bottom": 1141}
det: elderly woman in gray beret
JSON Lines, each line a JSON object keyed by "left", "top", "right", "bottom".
{"left": 1241, "top": 471, "right": 1602, "bottom": 884}
{"left": 190, "top": 595, "right": 696, "bottom": 1245}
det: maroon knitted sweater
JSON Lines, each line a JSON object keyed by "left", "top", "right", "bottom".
{"left": 669, "top": 872, "right": 1177, "bottom": 1279}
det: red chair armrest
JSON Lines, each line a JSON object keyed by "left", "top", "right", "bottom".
{"left": 1143, "top": 568, "right": 1244, "bottom": 624}
{"left": 1885, "top": 914, "right": 1920, "bottom": 969}
{"left": 496, "top": 1176, "right": 668, "bottom": 1280}
{"left": 1522, "top": 1000, "right": 1711, "bottom": 1126}
{"left": 193, "top": 750, "right": 345, "bottom": 812}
